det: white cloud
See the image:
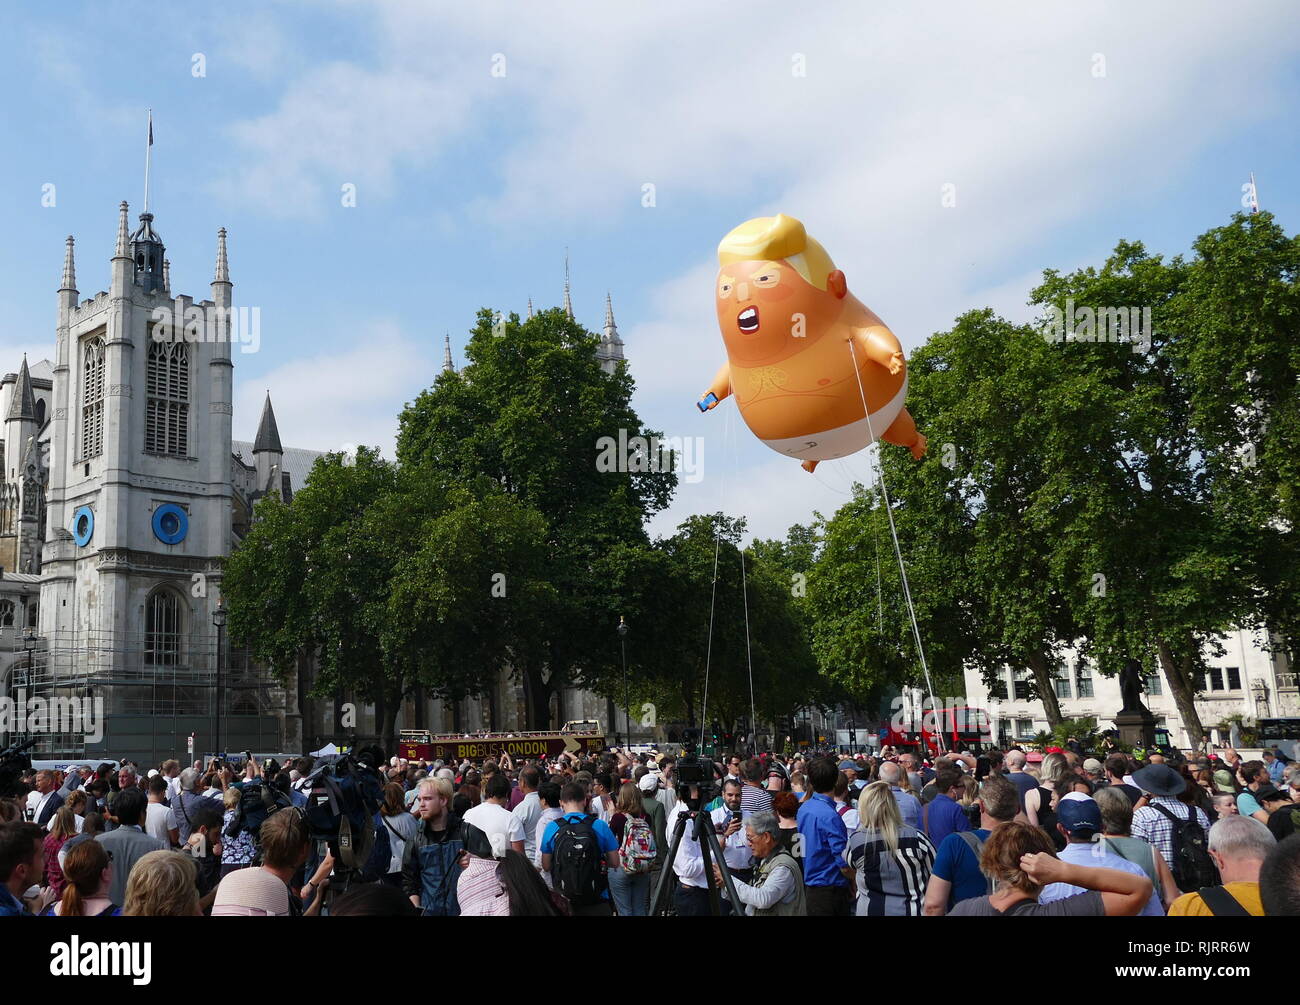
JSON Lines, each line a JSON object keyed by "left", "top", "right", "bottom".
{"left": 214, "top": 0, "right": 1300, "bottom": 537}
{"left": 232, "top": 320, "right": 431, "bottom": 456}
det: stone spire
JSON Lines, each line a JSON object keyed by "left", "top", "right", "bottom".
{"left": 114, "top": 201, "right": 131, "bottom": 258}
{"left": 252, "top": 392, "right": 282, "bottom": 454}
{"left": 442, "top": 333, "right": 455, "bottom": 373}
{"left": 527, "top": 297, "right": 534, "bottom": 320}
{"left": 60, "top": 236, "right": 76, "bottom": 291}
{"left": 562, "top": 251, "right": 573, "bottom": 319}
{"left": 6, "top": 356, "right": 37, "bottom": 422}
{"left": 603, "top": 292, "right": 618, "bottom": 338}
{"left": 214, "top": 227, "right": 230, "bottom": 283}
{"left": 597, "top": 292, "right": 626, "bottom": 375}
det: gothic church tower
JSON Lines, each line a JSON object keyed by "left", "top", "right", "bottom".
{"left": 41, "top": 203, "right": 233, "bottom": 678}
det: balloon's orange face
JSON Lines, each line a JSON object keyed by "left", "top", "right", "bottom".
{"left": 715, "top": 259, "right": 841, "bottom": 364}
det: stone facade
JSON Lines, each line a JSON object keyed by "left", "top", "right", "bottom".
{"left": 961, "top": 627, "right": 1296, "bottom": 750}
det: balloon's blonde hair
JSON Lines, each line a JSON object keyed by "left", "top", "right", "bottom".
{"left": 717, "top": 214, "right": 836, "bottom": 290}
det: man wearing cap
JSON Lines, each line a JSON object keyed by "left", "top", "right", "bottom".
{"left": 1264, "top": 748, "right": 1288, "bottom": 787}
{"left": 1039, "top": 792, "right": 1164, "bottom": 916}
{"left": 1130, "top": 763, "right": 1211, "bottom": 878}
{"left": 1082, "top": 758, "right": 1105, "bottom": 789}
{"left": 1168, "top": 815, "right": 1275, "bottom": 916}
{"left": 634, "top": 767, "right": 669, "bottom": 872}
{"left": 839, "top": 760, "right": 866, "bottom": 797}
{"left": 1259, "top": 785, "right": 1300, "bottom": 842}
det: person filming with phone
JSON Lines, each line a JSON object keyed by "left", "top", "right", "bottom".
{"left": 714, "top": 779, "right": 752, "bottom": 884}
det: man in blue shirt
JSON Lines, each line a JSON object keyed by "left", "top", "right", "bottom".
{"left": 1040, "top": 793, "right": 1165, "bottom": 916}
{"left": 0, "top": 822, "right": 46, "bottom": 917}
{"left": 878, "top": 761, "right": 922, "bottom": 829}
{"left": 541, "top": 782, "right": 620, "bottom": 916}
{"left": 923, "top": 764, "right": 971, "bottom": 849}
{"left": 796, "top": 757, "right": 852, "bottom": 916}
{"left": 1265, "top": 749, "right": 1288, "bottom": 787}
{"left": 924, "top": 775, "right": 1018, "bottom": 914}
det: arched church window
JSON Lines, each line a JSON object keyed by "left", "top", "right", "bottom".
{"left": 80, "top": 335, "right": 105, "bottom": 460}
{"left": 144, "top": 588, "right": 182, "bottom": 667}
{"left": 35, "top": 398, "right": 45, "bottom": 426}
{"left": 145, "top": 340, "right": 189, "bottom": 456}
{"left": 0, "top": 600, "right": 14, "bottom": 628}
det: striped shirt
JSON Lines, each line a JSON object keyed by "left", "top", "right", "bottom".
{"left": 843, "top": 824, "right": 935, "bottom": 916}
{"left": 1131, "top": 796, "right": 1211, "bottom": 871}
{"left": 457, "top": 855, "right": 511, "bottom": 916}
{"left": 740, "top": 783, "right": 773, "bottom": 816}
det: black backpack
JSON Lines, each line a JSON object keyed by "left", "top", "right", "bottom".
{"left": 551, "top": 814, "right": 604, "bottom": 906}
{"left": 1152, "top": 803, "right": 1219, "bottom": 893}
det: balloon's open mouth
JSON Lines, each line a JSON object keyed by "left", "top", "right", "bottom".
{"left": 737, "top": 306, "right": 760, "bottom": 333}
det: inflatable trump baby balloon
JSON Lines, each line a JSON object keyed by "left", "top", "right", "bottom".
{"left": 697, "top": 214, "right": 926, "bottom": 472}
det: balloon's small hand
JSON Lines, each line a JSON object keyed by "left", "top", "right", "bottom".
{"left": 887, "top": 351, "right": 905, "bottom": 376}
{"left": 697, "top": 392, "right": 719, "bottom": 412}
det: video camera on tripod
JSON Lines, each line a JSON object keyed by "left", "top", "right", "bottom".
{"left": 649, "top": 732, "right": 745, "bottom": 916}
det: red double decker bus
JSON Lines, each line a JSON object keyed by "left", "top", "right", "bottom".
{"left": 881, "top": 705, "right": 992, "bottom": 755}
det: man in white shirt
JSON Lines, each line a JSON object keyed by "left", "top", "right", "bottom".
{"left": 510, "top": 765, "right": 544, "bottom": 862}
{"left": 161, "top": 759, "right": 182, "bottom": 803}
{"left": 145, "top": 774, "right": 177, "bottom": 846}
{"left": 667, "top": 778, "right": 750, "bottom": 916}
{"left": 462, "top": 773, "right": 525, "bottom": 857}
{"left": 589, "top": 772, "right": 616, "bottom": 823}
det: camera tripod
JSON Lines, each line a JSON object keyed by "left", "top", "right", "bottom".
{"left": 650, "top": 801, "right": 745, "bottom": 917}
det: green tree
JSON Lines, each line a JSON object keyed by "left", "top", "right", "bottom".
{"left": 224, "top": 449, "right": 549, "bottom": 749}
{"left": 396, "top": 307, "right": 677, "bottom": 726}
{"left": 1167, "top": 213, "right": 1300, "bottom": 662}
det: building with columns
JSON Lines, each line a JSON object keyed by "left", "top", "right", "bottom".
{"left": 960, "top": 627, "right": 1297, "bottom": 750}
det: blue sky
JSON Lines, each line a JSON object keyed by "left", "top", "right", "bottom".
{"left": 2, "top": 0, "right": 1298, "bottom": 542}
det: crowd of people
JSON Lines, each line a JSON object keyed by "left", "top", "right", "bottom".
{"left": 2, "top": 738, "right": 1298, "bottom": 917}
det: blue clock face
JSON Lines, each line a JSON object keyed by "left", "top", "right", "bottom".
{"left": 72, "top": 506, "right": 94, "bottom": 546}
{"left": 152, "top": 503, "right": 189, "bottom": 545}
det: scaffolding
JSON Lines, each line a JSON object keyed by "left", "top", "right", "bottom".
{"left": 2, "top": 629, "right": 288, "bottom": 764}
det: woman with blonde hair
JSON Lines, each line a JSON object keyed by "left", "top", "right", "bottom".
{"left": 123, "top": 850, "right": 201, "bottom": 917}
{"left": 843, "top": 781, "right": 935, "bottom": 916}
{"left": 1025, "top": 752, "right": 1069, "bottom": 851}
{"left": 42, "top": 838, "right": 119, "bottom": 916}
{"left": 948, "top": 821, "right": 1151, "bottom": 916}
{"left": 607, "top": 782, "right": 653, "bottom": 916}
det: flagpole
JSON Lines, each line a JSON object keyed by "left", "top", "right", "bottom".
{"left": 144, "top": 109, "right": 153, "bottom": 214}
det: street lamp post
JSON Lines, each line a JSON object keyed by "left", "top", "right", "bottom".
{"left": 618, "top": 616, "right": 629, "bottom": 746}
{"left": 212, "top": 598, "right": 227, "bottom": 757}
